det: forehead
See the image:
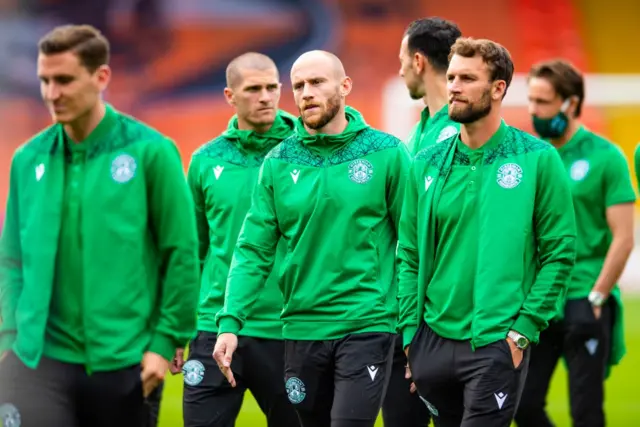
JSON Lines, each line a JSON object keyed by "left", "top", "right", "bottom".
{"left": 399, "top": 35, "right": 409, "bottom": 55}
{"left": 527, "top": 77, "right": 557, "bottom": 99}
{"left": 237, "top": 67, "right": 279, "bottom": 87}
{"left": 448, "top": 54, "right": 489, "bottom": 76}
{"left": 37, "top": 51, "right": 85, "bottom": 76}
{"left": 290, "top": 59, "right": 334, "bottom": 83}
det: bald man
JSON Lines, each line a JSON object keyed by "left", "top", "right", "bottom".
{"left": 213, "top": 50, "right": 411, "bottom": 427}
{"left": 179, "top": 52, "right": 300, "bottom": 427}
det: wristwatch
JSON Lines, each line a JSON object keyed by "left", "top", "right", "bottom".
{"left": 508, "top": 330, "right": 530, "bottom": 350}
{"left": 588, "top": 291, "right": 606, "bottom": 307}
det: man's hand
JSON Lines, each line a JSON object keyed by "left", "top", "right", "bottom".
{"left": 592, "top": 305, "right": 602, "bottom": 320}
{"left": 169, "top": 348, "right": 185, "bottom": 375}
{"left": 404, "top": 346, "right": 417, "bottom": 393}
{"left": 140, "top": 352, "right": 170, "bottom": 398}
{"left": 506, "top": 337, "right": 523, "bottom": 369}
{"left": 212, "top": 333, "right": 238, "bottom": 387}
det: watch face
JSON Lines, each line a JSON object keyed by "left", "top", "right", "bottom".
{"left": 516, "top": 337, "right": 527, "bottom": 348}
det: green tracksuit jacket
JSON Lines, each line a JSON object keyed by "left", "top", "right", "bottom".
{"left": 397, "top": 121, "right": 577, "bottom": 349}
{"left": 216, "top": 107, "right": 410, "bottom": 340}
{"left": 187, "top": 110, "right": 295, "bottom": 338}
{"left": 0, "top": 104, "right": 199, "bottom": 372}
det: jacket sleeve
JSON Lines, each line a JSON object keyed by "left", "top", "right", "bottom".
{"left": 512, "top": 147, "right": 577, "bottom": 342}
{"left": 387, "top": 143, "right": 411, "bottom": 234}
{"left": 146, "top": 138, "right": 200, "bottom": 361}
{"left": 216, "top": 160, "right": 281, "bottom": 335}
{"left": 186, "top": 155, "right": 210, "bottom": 272}
{"left": 396, "top": 159, "right": 420, "bottom": 348}
{"left": 0, "top": 150, "right": 24, "bottom": 354}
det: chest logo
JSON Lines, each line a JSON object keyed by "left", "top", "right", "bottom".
{"left": 348, "top": 159, "right": 373, "bottom": 184}
{"left": 496, "top": 162, "right": 523, "bottom": 189}
{"left": 425, "top": 176, "right": 434, "bottom": 191}
{"left": 111, "top": 154, "right": 137, "bottom": 184}
{"left": 570, "top": 160, "right": 589, "bottom": 181}
{"left": 290, "top": 169, "right": 300, "bottom": 184}
{"left": 436, "top": 125, "right": 458, "bottom": 143}
{"left": 213, "top": 165, "right": 224, "bottom": 180}
{"left": 35, "top": 163, "right": 45, "bottom": 181}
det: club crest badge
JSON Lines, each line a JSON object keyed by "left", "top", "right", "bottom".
{"left": 285, "top": 377, "right": 306, "bottom": 404}
{"left": 348, "top": 159, "right": 373, "bottom": 184}
{"left": 570, "top": 159, "right": 589, "bottom": 181}
{"left": 496, "top": 162, "right": 523, "bottom": 189}
{"left": 182, "top": 360, "right": 205, "bottom": 386}
{"left": 111, "top": 154, "right": 137, "bottom": 183}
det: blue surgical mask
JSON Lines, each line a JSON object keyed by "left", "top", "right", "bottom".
{"left": 532, "top": 99, "right": 571, "bottom": 139}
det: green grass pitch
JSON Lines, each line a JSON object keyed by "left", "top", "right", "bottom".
{"left": 158, "top": 296, "right": 640, "bottom": 426}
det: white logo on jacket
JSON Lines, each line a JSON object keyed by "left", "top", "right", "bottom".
{"left": 213, "top": 165, "right": 224, "bottom": 180}
{"left": 111, "top": 154, "right": 137, "bottom": 183}
{"left": 496, "top": 163, "right": 523, "bottom": 189}
{"left": 570, "top": 159, "right": 589, "bottom": 181}
{"left": 437, "top": 125, "right": 458, "bottom": 143}
{"left": 348, "top": 159, "right": 373, "bottom": 184}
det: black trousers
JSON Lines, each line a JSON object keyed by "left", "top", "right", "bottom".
{"left": 514, "top": 298, "right": 613, "bottom": 427}
{"left": 409, "top": 322, "right": 530, "bottom": 427}
{"left": 144, "top": 380, "right": 164, "bottom": 427}
{"left": 0, "top": 351, "right": 145, "bottom": 427}
{"left": 182, "top": 331, "right": 299, "bottom": 427}
{"left": 284, "top": 332, "right": 395, "bottom": 427}
{"left": 381, "top": 334, "right": 431, "bottom": 427}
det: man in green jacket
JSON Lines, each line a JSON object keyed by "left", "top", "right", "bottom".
{"left": 398, "top": 38, "right": 577, "bottom": 427}
{"left": 0, "top": 25, "right": 199, "bottom": 427}
{"left": 514, "top": 59, "right": 636, "bottom": 427}
{"left": 385, "top": 16, "right": 462, "bottom": 427}
{"left": 400, "top": 17, "right": 462, "bottom": 157}
{"left": 179, "top": 52, "right": 300, "bottom": 427}
{"left": 213, "top": 50, "right": 410, "bottom": 427}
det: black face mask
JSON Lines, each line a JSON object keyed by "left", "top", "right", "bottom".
{"left": 532, "top": 99, "right": 571, "bottom": 139}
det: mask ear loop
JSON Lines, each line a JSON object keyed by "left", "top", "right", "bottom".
{"left": 560, "top": 98, "right": 571, "bottom": 112}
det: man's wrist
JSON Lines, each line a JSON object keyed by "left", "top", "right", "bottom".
{"left": 588, "top": 290, "right": 607, "bottom": 307}
{"left": 508, "top": 330, "right": 530, "bottom": 350}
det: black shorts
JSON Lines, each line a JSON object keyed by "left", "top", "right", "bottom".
{"left": 284, "top": 332, "right": 395, "bottom": 427}
{"left": 0, "top": 351, "right": 145, "bottom": 427}
{"left": 182, "top": 331, "right": 299, "bottom": 427}
{"left": 409, "top": 322, "right": 530, "bottom": 427}
{"left": 381, "top": 334, "right": 431, "bottom": 427}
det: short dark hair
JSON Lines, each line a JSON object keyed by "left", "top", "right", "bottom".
{"left": 449, "top": 37, "right": 514, "bottom": 97}
{"left": 404, "top": 17, "right": 461, "bottom": 73}
{"left": 38, "top": 25, "right": 110, "bottom": 72}
{"left": 528, "top": 59, "right": 585, "bottom": 117}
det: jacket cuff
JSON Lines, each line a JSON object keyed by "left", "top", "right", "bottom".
{"left": 511, "top": 314, "right": 538, "bottom": 343}
{"left": 148, "top": 333, "right": 176, "bottom": 362}
{"left": 217, "top": 317, "right": 242, "bottom": 336}
{"left": 402, "top": 325, "right": 418, "bottom": 349}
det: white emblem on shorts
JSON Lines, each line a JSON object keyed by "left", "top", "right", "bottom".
{"left": 494, "top": 391, "right": 508, "bottom": 409}
{"left": 367, "top": 365, "right": 379, "bottom": 380}
{"left": 285, "top": 377, "right": 306, "bottom": 404}
{"left": 436, "top": 125, "right": 458, "bottom": 143}
{"left": 348, "top": 159, "right": 373, "bottom": 184}
{"left": 419, "top": 395, "right": 439, "bottom": 416}
{"left": 111, "top": 154, "right": 137, "bottom": 183}
{"left": 570, "top": 159, "right": 589, "bottom": 181}
{"left": 0, "top": 403, "right": 21, "bottom": 427}
{"left": 182, "top": 360, "right": 205, "bottom": 386}
{"left": 496, "top": 162, "right": 523, "bottom": 189}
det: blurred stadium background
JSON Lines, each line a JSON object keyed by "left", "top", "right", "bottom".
{"left": 1, "top": 0, "right": 639, "bottom": 425}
